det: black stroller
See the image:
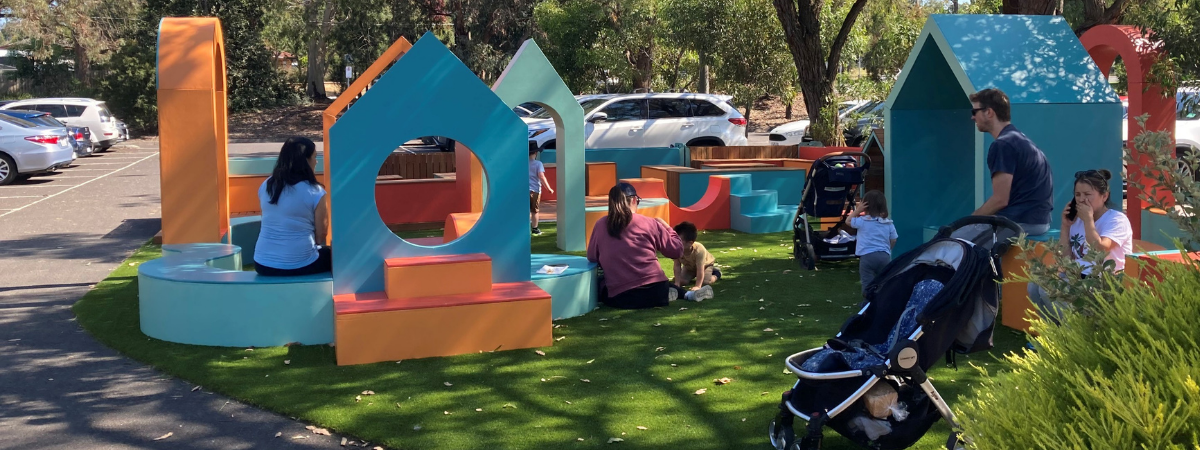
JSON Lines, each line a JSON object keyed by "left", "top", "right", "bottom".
{"left": 769, "top": 216, "right": 1022, "bottom": 450}
{"left": 793, "top": 152, "right": 871, "bottom": 270}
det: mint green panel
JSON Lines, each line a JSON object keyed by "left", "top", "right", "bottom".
{"left": 493, "top": 40, "right": 586, "bottom": 251}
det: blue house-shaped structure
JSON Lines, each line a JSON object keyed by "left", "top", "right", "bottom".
{"left": 885, "top": 14, "right": 1122, "bottom": 253}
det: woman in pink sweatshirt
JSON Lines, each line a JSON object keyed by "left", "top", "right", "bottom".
{"left": 587, "top": 182, "right": 685, "bottom": 309}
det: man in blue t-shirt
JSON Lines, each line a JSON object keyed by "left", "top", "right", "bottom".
{"left": 967, "top": 88, "right": 1054, "bottom": 236}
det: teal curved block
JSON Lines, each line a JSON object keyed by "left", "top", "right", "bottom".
{"left": 529, "top": 254, "right": 598, "bottom": 319}
{"left": 329, "top": 32, "right": 531, "bottom": 294}
{"left": 138, "top": 243, "right": 334, "bottom": 347}
{"left": 493, "top": 40, "right": 586, "bottom": 251}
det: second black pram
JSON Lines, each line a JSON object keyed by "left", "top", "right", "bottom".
{"left": 793, "top": 152, "right": 870, "bottom": 270}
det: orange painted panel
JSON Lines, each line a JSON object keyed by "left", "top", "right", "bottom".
{"left": 334, "top": 298, "right": 552, "bottom": 365}
{"left": 584, "top": 201, "right": 669, "bottom": 244}
{"left": 542, "top": 165, "right": 558, "bottom": 202}
{"left": 384, "top": 254, "right": 491, "bottom": 299}
{"left": 782, "top": 159, "right": 814, "bottom": 171}
{"left": 444, "top": 212, "right": 482, "bottom": 243}
{"left": 228, "top": 173, "right": 329, "bottom": 216}
{"left": 999, "top": 242, "right": 1056, "bottom": 333}
{"left": 620, "top": 178, "right": 669, "bottom": 200}
{"left": 157, "top": 19, "right": 223, "bottom": 90}
{"left": 158, "top": 89, "right": 225, "bottom": 244}
{"left": 641, "top": 166, "right": 668, "bottom": 182}
{"left": 587, "top": 162, "right": 618, "bottom": 196}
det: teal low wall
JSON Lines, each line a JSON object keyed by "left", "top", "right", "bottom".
{"left": 229, "top": 155, "right": 326, "bottom": 176}
{"left": 677, "top": 169, "right": 805, "bottom": 207}
{"left": 540, "top": 144, "right": 687, "bottom": 181}
{"left": 530, "top": 254, "right": 598, "bottom": 320}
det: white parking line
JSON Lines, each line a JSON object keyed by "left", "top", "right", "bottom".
{"left": 32, "top": 176, "right": 98, "bottom": 179}
{"left": 0, "top": 196, "right": 42, "bottom": 199}
{"left": 72, "top": 162, "right": 131, "bottom": 165}
{"left": 0, "top": 184, "right": 74, "bottom": 188}
{"left": 55, "top": 168, "right": 117, "bottom": 171}
{"left": 0, "top": 152, "right": 159, "bottom": 218}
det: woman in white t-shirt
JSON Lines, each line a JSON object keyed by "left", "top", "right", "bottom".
{"left": 1027, "top": 169, "right": 1132, "bottom": 321}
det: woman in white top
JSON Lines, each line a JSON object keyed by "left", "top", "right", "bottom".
{"left": 1027, "top": 168, "right": 1132, "bottom": 321}
{"left": 253, "top": 137, "right": 331, "bottom": 276}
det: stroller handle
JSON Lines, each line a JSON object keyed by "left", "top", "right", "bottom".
{"left": 815, "top": 151, "right": 871, "bottom": 169}
{"left": 941, "top": 215, "right": 1024, "bottom": 237}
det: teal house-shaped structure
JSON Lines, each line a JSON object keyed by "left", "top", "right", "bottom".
{"left": 885, "top": 14, "right": 1122, "bottom": 253}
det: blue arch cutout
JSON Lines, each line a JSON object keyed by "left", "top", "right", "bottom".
{"left": 329, "top": 32, "right": 530, "bottom": 294}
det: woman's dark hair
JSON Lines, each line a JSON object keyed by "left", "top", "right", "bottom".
{"left": 674, "top": 221, "right": 698, "bottom": 242}
{"left": 862, "top": 190, "right": 889, "bottom": 218}
{"left": 266, "top": 137, "right": 319, "bottom": 205}
{"left": 606, "top": 182, "right": 638, "bottom": 238}
{"left": 1074, "top": 169, "right": 1114, "bottom": 206}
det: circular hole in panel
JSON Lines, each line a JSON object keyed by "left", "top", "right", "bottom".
{"left": 376, "top": 137, "right": 488, "bottom": 248}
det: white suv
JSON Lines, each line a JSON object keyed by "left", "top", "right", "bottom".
{"left": 524, "top": 93, "right": 749, "bottom": 150}
{"left": 1, "top": 98, "right": 126, "bottom": 151}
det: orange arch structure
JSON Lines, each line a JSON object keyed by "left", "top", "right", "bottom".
{"left": 157, "top": 18, "right": 230, "bottom": 244}
{"left": 1081, "top": 25, "right": 1176, "bottom": 238}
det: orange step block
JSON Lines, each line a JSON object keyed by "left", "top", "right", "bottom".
{"left": 333, "top": 282, "right": 553, "bottom": 365}
{"left": 384, "top": 253, "right": 491, "bottom": 299}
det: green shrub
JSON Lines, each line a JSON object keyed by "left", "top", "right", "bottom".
{"left": 956, "top": 262, "right": 1200, "bottom": 449}
{"left": 958, "top": 115, "right": 1200, "bottom": 449}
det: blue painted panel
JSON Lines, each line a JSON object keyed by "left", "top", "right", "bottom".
{"left": 1141, "top": 209, "right": 1191, "bottom": 250}
{"left": 891, "top": 38, "right": 973, "bottom": 111}
{"left": 889, "top": 109, "right": 976, "bottom": 254}
{"left": 676, "top": 170, "right": 805, "bottom": 207}
{"left": 529, "top": 254, "right": 598, "bottom": 320}
{"left": 329, "top": 33, "right": 531, "bottom": 294}
{"left": 980, "top": 103, "right": 1124, "bottom": 231}
{"left": 540, "top": 145, "right": 686, "bottom": 181}
{"left": 229, "top": 155, "right": 325, "bottom": 176}
{"left": 930, "top": 15, "right": 1119, "bottom": 105}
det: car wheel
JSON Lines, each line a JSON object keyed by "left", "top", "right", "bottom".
{"left": 0, "top": 154, "right": 17, "bottom": 186}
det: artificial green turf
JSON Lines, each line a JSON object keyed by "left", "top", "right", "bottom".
{"left": 74, "top": 224, "right": 1024, "bottom": 449}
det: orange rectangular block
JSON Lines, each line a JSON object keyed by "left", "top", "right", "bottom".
{"left": 384, "top": 253, "right": 491, "bottom": 299}
{"left": 587, "top": 162, "right": 618, "bottom": 196}
{"left": 999, "top": 242, "right": 1055, "bottom": 333}
{"left": 334, "top": 283, "right": 552, "bottom": 365}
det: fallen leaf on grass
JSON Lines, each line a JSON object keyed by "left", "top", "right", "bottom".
{"left": 598, "top": 318, "right": 608, "bottom": 321}
{"left": 341, "top": 437, "right": 348, "bottom": 446}
{"left": 762, "top": 391, "right": 771, "bottom": 395}
{"left": 534, "top": 350, "right": 546, "bottom": 356}
{"left": 306, "top": 425, "right": 331, "bottom": 436}
{"left": 679, "top": 307, "right": 688, "bottom": 311}
{"left": 555, "top": 336, "right": 566, "bottom": 341}
{"left": 284, "top": 360, "right": 291, "bottom": 365}
{"left": 275, "top": 432, "right": 282, "bottom": 438}
{"left": 578, "top": 438, "right": 585, "bottom": 441}
{"left": 653, "top": 322, "right": 662, "bottom": 327}
{"left": 190, "top": 386, "right": 201, "bottom": 392}
{"left": 763, "top": 328, "right": 774, "bottom": 332}
{"left": 292, "top": 435, "right": 307, "bottom": 440}
{"left": 586, "top": 359, "right": 595, "bottom": 364}
{"left": 475, "top": 408, "right": 483, "bottom": 412}
{"left": 636, "top": 426, "right": 648, "bottom": 430}
{"left": 503, "top": 403, "right": 517, "bottom": 409}
{"left": 714, "top": 377, "right": 733, "bottom": 385}
{"left": 694, "top": 388, "right": 707, "bottom": 395}
{"left": 153, "top": 432, "right": 173, "bottom": 441}
{"left": 444, "top": 382, "right": 453, "bottom": 386}
{"left": 444, "top": 411, "right": 452, "bottom": 415}
{"left": 655, "top": 347, "right": 665, "bottom": 352}
{"left": 608, "top": 437, "right": 624, "bottom": 443}
{"left": 580, "top": 379, "right": 591, "bottom": 383}
{"left": 361, "top": 390, "right": 375, "bottom": 396}
{"left": 354, "top": 395, "right": 362, "bottom": 403}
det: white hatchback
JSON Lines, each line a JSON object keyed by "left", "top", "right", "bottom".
{"left": 1, "top": 98, "right": 126, "bottom": 151}
{"left": 524, "top": 93, "right": 749, "bottom": 150}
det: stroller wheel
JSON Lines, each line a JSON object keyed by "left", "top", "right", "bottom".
{"left": 797, "top": 243, "right": 817, "bottom": 270}
{"left": 768, "top": 418, "right": 795, "bottom": 450}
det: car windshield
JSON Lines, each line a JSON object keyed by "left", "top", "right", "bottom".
{"left": 0, "top": 114, "right": 40, "bottom": 128}
{"left": 1179, "top": 92, "right": 1199, "bottom": 120}
{"left": 528, "top": 97, "right": 612, "bottom": 119}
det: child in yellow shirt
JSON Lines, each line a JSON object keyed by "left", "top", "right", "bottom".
{"left": 671, "top": 221, "right": 719, "bottom": 302}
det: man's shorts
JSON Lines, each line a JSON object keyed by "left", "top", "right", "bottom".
{"left": 530, "top": 191, "right": 541, "bottom": 213}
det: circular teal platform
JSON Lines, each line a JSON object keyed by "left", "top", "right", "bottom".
{"left": 138, "top": 243, "right": 334, "bottom": 347}
{"left": 530, "top": 254, "right": 598, "bottom": 319}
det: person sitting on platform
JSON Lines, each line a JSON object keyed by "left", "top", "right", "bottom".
{"left": 587, "top": 182, "right": 684, "bottom": 309}
{"left": 253, "top": 137, "right": 331, "bottom": 276}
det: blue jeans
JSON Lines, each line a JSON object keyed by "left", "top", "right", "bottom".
{"left": 858, "top": 251, "right": 891, "bottom": 295}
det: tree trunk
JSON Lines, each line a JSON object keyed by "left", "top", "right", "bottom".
{"left": 632, "top": 45, "right": 654, "bottom": 92}
{"left": 785, "top": 102, "right": 793, "bottom": 120}
{"left": 952, "top": 0, "right": 959, "bottom": 13}
{"left": 743, "top": 104, "right": 752, "bottom": 137}
{"left": 773, "top": 0, "right": 867, "bottom": 145}
{"left": 305, "top": 0, "right": 336, "bottom": 100}
{"left": 1017, "top": 0, "right": 1061, "bottom": 14}
{"left": 72, "top": 41, "right": 91, "bottom": 87}
{"left": 698, "top": 49, "right": 710, "bottom": 93}
{"left": 1075, "top": 0, "right": 1132, "bottom": 35}
{"left": 1002, "top": 0, "right": 1019, "bottom": 14}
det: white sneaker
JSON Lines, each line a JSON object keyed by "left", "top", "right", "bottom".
{"left": 691, "top": 285, "right": 714, "bottom": 302}
{"left": 668, "top": 288, "right": 679, "bottom": 302}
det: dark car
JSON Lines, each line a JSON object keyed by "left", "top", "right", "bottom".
{"left": 0, "top": 109, "right": 94, "bottom": 156}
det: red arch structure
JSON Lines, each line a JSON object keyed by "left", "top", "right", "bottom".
{"left": 1080, "top": 25, "right": 1176, "bottom": 239}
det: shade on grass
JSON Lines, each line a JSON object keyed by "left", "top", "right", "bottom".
{"left": 73, "top": 224, "right": 1023, "bottom": 449}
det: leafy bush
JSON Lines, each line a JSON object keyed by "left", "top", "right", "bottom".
{"left": 957, "top": 117, "right": 1200, "bottom": 448}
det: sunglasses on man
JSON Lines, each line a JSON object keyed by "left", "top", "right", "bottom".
{"left": 970, "top": 107, "right": 988, "bottom": 117}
